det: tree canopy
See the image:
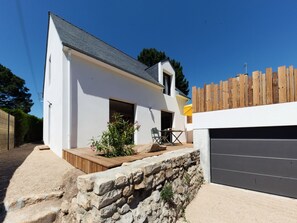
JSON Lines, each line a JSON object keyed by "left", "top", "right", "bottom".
{"left": 0, "top": 64, "right": 33, "bottom": 113}
{"left": 137, "top": 48, "right": 189, "bottom": 96}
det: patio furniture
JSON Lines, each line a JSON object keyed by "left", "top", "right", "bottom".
{"left": 160, "top": 129, "right": 184, "bottom": 145}
{"left": 151, "top": 127, "right": 170, "bottom": 145}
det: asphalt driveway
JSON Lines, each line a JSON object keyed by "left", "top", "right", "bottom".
{"left": 185, "top": 184, "right": 297, "bottom": 223}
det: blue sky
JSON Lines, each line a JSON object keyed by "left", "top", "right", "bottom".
{"left": 1, "top": 0, "right": 297, "bottom": 118}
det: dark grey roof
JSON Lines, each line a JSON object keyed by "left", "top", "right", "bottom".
{"left": 50, "top": 13, "right": 162, "bottom": 87}
{"left": 176, "top": 88, "right": 190, "bottom": 99}
{"left": 145, "top": 63, "right": 159, "bottom": 81}
{"left": 146, "top": 61, "right": 190, "bottom": 99}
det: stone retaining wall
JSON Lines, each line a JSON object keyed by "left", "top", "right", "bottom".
{"left": 65, "top": 148, "right": 203, "bottom": 223}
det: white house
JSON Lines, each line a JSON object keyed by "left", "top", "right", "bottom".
{"left": 43, "top": 13, "right": 189, "bottom": 157}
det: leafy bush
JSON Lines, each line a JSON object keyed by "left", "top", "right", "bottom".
{"left": 91, "top": 113, "right": 140, "bottom": 157}
{"left": 161, "top": 183, "right": 174, "bottom": 203}
{"left": 3, "top": 108, "right": 43, "bottom": 146}
{"left": 25, "top": 115, "right": 43, "bottom": 142}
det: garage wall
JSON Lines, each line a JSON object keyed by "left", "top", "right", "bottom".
{"left": 193, "top": 101, "right": 297, "bottom": 183}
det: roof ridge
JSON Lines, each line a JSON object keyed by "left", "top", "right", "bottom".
{"left": 49, "top": 12, "right": 148, "bottom": 69}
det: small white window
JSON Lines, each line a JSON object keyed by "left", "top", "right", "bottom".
{"left": 163, "top": 73, "right": 171, "bottom": 95}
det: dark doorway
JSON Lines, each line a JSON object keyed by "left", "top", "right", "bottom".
{"left": 109, "top": 99, "right": 135, "bottom": 144}
{"left": 161, "top": 111, "right": 173, "bottom": 142}
{"left": 110, "top": 99, "right": 134, "bottom": 123}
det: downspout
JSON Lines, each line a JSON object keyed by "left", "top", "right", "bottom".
{"left": 67, "top": 49, "right": 72, "bottom": 149}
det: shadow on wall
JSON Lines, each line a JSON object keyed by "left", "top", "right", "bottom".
{"left": 74, "top": 60, "right": 169, "bottom": 110}
{"left": 0, "top": 143, "right": 37, "bottom": 222}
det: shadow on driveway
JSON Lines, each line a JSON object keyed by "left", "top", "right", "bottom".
{"left": 0, "top": 143, "right": 38, "bottom": 222}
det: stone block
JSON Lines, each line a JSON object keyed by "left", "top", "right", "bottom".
{"left": 115, "top": 173, "right": 129, "bottom": 188}
{"left": 127, "top": 195, "right": 134, "bottom": 204}
{"left": 77, "top": 177, "right": 94, "bottom": 193}
{"left": 119, "top": 211, "right": 133, "bottom": 223}
{"left": 132, "top": 168, "right": 143, "bottom": 184}
{"left": 93, "top": 178, "right": 115, "bottom": 196}
{"left": 61, "top": 200, "right": 69, "bottom": 214}
{"left": 123, "top": 185, "right": 133, "bottom": 197}
{"left": 99, "top": 203, "right": 117, "bottom": 218}
{"left": 165, "top": 169, "right": 173, "bottom": 179}
{"left": 116, "top": 197, "right": 126, "bottom": 207}
{"left": 143, "top": 162, "right": 161, "bottom": 176}
{"left": 92, "top": 189, "right": 122, "bottom": 209}
{"left": 151, "top": 191, "right": 160, "bottom": 202}
{"left": 118, "top": 203, "right": 130, "bottom": 215}
{"left": 153, "top": 170, "right": 165, "bottom": 187}
{"left": 177, "top": 186, "right": 185, "bottom": 194}
{"left": 112, "top": 212, "right": 120, "bottom": 220}
{"left": 134, "top": 143, "right": 166, "bottom": 153}
{"left": 77, "top": 192, "right": 91, "bottom": 210}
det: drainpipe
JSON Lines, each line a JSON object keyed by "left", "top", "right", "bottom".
{"left": 67, "top": 49, "right": 72, "bottom": 149}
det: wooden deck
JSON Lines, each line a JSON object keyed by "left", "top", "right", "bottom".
{"left": 63, "top": 144, "right": 193, "bottom": 174}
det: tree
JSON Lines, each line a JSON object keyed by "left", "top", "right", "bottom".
{"left": 0, "top": 64, "right": 33, "bottom": 113}
{"left": 137, "top": 48, "right": 189, "bottom": 96}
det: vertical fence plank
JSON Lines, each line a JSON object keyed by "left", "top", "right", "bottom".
{"left": 0, "top": 109, "right": 14, "bottom": 152}
{"left": 278, "top": 66, "right": 287, "bottom": 103}
{"left": 289, "top": 66, "right": 294, "bottom": 102}
{"left": 244, "top": 75, "right": 248, "bottom": 107}
{"left": 192, "top": 86, "right": 197, "bottom": 113}
{"left": 266, "top": 68, "right": 273, "bottom": 104}
{"left": 228, "top": 78, "right": 233, "bottom": 109}
{"left": 9, "top": 116, "right": 14, "bottom": 149}
{"left": 210, "top": 83, "right": 214, "bottom": 111}
{"left": 262, "top": 73, "right": 266, "bottom": 105}
{"left": 239, "top": 75, "right": 245, "bottom": 107}
{"left": 232, "top": 78, "right": 238, "bottom": 108}
{"left": 206, "top": 84, "right": 211, "bottom": 111}
{"left": 253, "top": 71, "right": 260, "bottom": 106}
{"left": 219, "top": 81, "right": 223, "bottom": 110}
{"left": 248, "top": 76, "right": 253, "bottom": 106}
{"left": 197, "top": 88, "right": 201, "bottom": 112}
{"left": 200, "top": 88, "right": 205, "bottom": 112}
{"left": 295, "top": 69, "right": 297, "bottom": 101}
{"left": 213, "top": 84, "right": 218, "bottom": 111}
{"left": 272, "top": 72, "right": 279, "bottom": 103}
{"left": 286, "top": 67, "right": 290, "bottom": 102}
{"left": 259, "top": 72, "right": 263, "bottom": 105}
{"left": 223, "top": 81, "right": 228, "bottom": 109}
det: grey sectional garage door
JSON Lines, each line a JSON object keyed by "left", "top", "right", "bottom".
{"left": 210, "top": 126, "right": 297, "bottom": 198}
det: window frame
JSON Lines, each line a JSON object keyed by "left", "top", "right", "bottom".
{"left": 163, "top": 72, "right": 171, "bottom": 96}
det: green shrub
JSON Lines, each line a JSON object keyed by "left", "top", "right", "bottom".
{"left": 91, "top": 113, "right": 140, "bottom": 157}
{"left": 25, "top": 115, "right": 43, "bottom": 143}
{"left": 3, "top": 109, "right": 29, "bottom": 146}
{"left": 161, "top": 183, "right": 174, "bottom": 203}
{"left": 3, "top": 108, "right": 43, "bottom": 146}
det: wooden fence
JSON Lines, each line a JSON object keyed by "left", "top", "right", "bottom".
{"left": 192, "top": 65, "right": 297, "bottom": 113}
{"left": 0, "top": 109, "right": 14, "bottom": 153}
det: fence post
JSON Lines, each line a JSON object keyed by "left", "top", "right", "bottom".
{"left": 7, "top": 114, "right": 10, "bottom": 150}
{"left": 192, "top": 86, "right": 197, "bottom": 113}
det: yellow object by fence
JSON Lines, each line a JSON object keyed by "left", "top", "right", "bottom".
{"left": 183, "top": 104, "right": 192, "bottom": 116}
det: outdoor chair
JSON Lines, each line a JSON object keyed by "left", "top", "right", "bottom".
{"left": 151, "top": 127, "right": 169, "bottom": 145}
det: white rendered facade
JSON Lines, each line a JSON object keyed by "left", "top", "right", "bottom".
{"left": 43, "top": 16, "right": 188, "bottom": 157}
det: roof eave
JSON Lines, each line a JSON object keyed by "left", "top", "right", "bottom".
{"left": 176, "top": 93, "right": 190, "bottom": 100}
{"left": 63, "top": 45, "right": 164, "bottom": 89}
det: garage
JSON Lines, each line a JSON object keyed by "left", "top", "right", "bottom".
{"left": 210, "top": 126, "right": 297, "bottom": 198}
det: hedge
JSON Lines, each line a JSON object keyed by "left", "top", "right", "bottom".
{"left": 2, "top": 108, "right": 43, "bottom": 146}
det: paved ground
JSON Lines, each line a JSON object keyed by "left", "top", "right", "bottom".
{"left": 0, "top": 144, "right": 84, "bottom": 222}
{"left": 0, "top": 143, "right": 35, "bottom": 219}
{"left": 185, "top": 184, "right": 297, "bottom": 223}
